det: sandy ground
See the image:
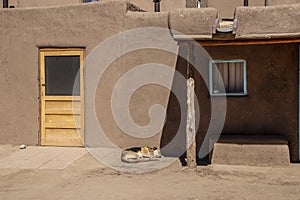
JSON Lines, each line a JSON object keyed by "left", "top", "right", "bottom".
{"left": 0, "top": 145, "right": 300, "bottom": 200}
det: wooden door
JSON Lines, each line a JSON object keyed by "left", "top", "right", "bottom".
{"left": 40, "top": 49, "right": 84, "bottom": 146}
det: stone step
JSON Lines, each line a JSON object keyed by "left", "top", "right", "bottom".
{"left": 209, "top": 135, "right": 290, "bottom": 166}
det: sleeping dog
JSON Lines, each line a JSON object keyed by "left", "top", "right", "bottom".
{"left": 121, "top": 147, "right": 161, "bottom": 163}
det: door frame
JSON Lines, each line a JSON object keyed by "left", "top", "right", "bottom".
{"left": 39, "top": 48, "right": 85, "bottom": 146}
{"left": 299, "top": 44, "right": 300, "bottom": 161}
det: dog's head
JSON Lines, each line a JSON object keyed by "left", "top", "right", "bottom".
{"left": 152, "top": 147, "right": 161, "bottom": 158}
{"left": 141, "top": 147, "right": 161, "bottom": 158}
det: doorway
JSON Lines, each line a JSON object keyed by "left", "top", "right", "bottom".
{"left": 39, "top": 49, "right": 84, "bottom": 146}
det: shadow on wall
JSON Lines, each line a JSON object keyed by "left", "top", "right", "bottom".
{"left": 160, "top": 53, "right": 187, "bottom": 160}
{"left": 159, "top": 46, "right": 212, "bottom": 165}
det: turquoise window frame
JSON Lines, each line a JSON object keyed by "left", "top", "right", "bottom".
{"left": 209, "top": 59, "right": 247, "bottom": 96}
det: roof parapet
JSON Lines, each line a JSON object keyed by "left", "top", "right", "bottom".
{"left": 169, "top": 8, "right": 218, "bottom": 40}
{"left": 234, "top": 3, "right": 300, "bottom": 39}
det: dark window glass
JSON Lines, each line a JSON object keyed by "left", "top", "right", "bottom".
{"left": 212, "top": 61, "right": 244, "bottom": 93}
{"left": 45, "top": 56, "right": 80, "bottom": 96}
{"left": 210, "top": 60, "right": 246, "bottom": 96}
{"left": 83, "top": 0, "right": 98, "bottom": 3}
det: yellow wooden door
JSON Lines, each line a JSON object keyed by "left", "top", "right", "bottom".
{"left": 40, "top": 49, "right": 84, "bottom": 147}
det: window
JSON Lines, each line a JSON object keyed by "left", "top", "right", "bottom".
{"left": 209, "top": 59, "right": 247, "bottom": 96}
{"left": 45, "top": 55, "right": 80, "bottom": 96}
{"left": 83, "top": 0, "right": 98, "bottom": 3}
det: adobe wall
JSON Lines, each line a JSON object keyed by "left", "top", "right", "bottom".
{"left": 202, "top": 0, "right": 300, "bottom": 19}
{"left": 7, "top": 0, "right": 81, "bottom": 8}
{"left": 204, "top": 44, "right": 299, "bottom": 162}
{"left": 235, "top": 4, "right": 300, "bottom": 39}
{"left": 3, "top": 0, "right": 186, "bottom": 11}
{"left": 128, "top": 0, "right": 186, "bottom": 12}
{"left": 0, "top": 0, "right": 299, "bottom": 161}
{"left": 266, "top": 0, "right": 300, "bottom": 5}
{"left": 0, "top": 1, "right": 175, "bottom": 148}
{"left": 207, "top": 0, "right": 265, "bottom": 19}
{"left": 163, "top": 43, "right": 299, "bottom": 161}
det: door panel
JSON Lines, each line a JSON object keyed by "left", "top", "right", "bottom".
{"left": 40, "top": 50, "right": 84, "bottom": 147}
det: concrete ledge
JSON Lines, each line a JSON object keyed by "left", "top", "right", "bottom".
{"left": 210, "top": 135, "right": 290, "bottom": 166}
{"left": 234, "top": 3, "right": 300, "bottom": 39}
{"left": 169, "top": 8, "right": 218, "bottom": 38}
{"left": 212, "top": 134, "right": 288, "bottom": 145}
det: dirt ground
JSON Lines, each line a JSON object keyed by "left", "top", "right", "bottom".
{"left": 0, "top": 145, "right": 300, "bottom": 200}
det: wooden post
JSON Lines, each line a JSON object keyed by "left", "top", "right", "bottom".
{"left": 186, "top": 43, "right": 197, "bottom": 168}
{"left": 186, "top": 78, "right": 197, "bottom": 168}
